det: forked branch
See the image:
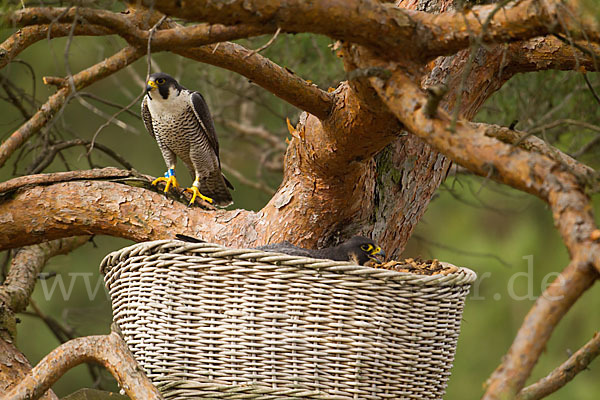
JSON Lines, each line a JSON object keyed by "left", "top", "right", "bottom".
{"left": 0, "top": 237, "right": 89, "bottom": 317}
{"left": 2, "top": 330, "right": 163, "bottom": 400}
{"left": 143, "top": 0, "right": 599, "bottom": 61}
{"left": 369, "top": 68, "right": 600, "bottom": 399}
{"left": 0, "top": 46, "right": 143, "bottom": 168}
{"left": 516, "top": 332, "right": 600, "bottom": 400}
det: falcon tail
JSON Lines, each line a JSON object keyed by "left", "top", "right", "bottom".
{"left": 201, "top": 171, "right": 234, "bottom": 206}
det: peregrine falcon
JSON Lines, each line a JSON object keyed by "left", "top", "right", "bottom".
{"left": 142, "top": 72, "right": 233, "bottom": 206}
{"left": 175, "top": 234, "right": 386, "bottom": 265}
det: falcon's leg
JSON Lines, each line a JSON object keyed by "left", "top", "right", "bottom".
{"left": 185, "top": 177, "right": 213, "bottom": 205}
{"left": 152, "top": 167, "right": 179, "bottom": 193}
{"left": 152, "top": 146, "right": 179, "bottom": 193}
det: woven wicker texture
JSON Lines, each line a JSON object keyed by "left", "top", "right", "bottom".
{"left": 101, "top": 240, "right": 477, "bottom": 400}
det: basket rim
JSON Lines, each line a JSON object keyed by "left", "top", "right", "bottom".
{"left": 100, "top": 239, "right": 477, "bottom": 286}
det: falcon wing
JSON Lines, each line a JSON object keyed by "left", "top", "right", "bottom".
{"left": 255, "top": 242, "right": 313, "bottom": 257}
{"left": 190, "top": 91, "right": 220, "bottom": 160}
{"left": 141, "top": 96, "right": 155, "bottom": 139}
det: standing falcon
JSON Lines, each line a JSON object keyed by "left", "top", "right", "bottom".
{"left": 142, "top": 72, "right": 233, "bottom": 206}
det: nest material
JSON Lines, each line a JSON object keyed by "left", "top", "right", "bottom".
{"left": 370, "top": 258, "right": 459, "bottom": 275}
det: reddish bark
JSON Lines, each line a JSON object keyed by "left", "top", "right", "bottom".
{"left": 2, "top": 331, "right": 163, "bottom": 400}
{"left": 517, "top": 332, "right": 600, "bottom": 400}
{"left": 144, "top": 0, "right": 599, "bottom": 61}
{"left": 0, "top": 238, "right": 91, "bottom": 400}
{"left": 0, "top": 24, "right": 111, "bottom": 70}
{"left": 0, "top": 0, "right": 599, "bottom": 397}
{"left": 0, "top": 340, "right": 59, "bottom": 400}
{"left": 484, "top": 260, "right": 597, "bottom": 399}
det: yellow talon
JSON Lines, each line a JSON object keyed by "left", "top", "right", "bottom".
{"left": 152, "top": 175, "right": 179, "bottom": 193}
{"left": 185, "top": 186, "right": 213, "bottom": 205}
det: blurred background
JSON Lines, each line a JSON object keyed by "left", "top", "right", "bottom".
{"left": 1, "top": 7, "right": 600, "bottom": 399}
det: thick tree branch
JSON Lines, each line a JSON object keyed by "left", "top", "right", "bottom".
{"left": 5, "top": 7, "right": 137, "bottom": 33}
{"left": 0, "top": 340, "right": 58, "bottom": 400}
{"left": 507, "top": 36, "right": 600, "bottom": 73}
{"left": 177, "top": 43, "right": 334, "bottom": 119}
{"left": 142, "top": 0, "right": 419, "bottom": 58}
{"left": 0, "top": 167, "right": 141, "bottom": 194}
{"left": 370, "top": 71, "right": 600, "bottom": 267}
{"left": 0, "top": 24, "right": 111, "bottom": 70}
{"left": 516, "top": 332, "right": 600, "bottom": 400}
{"left": 477, "top": 123, "right": 597, "bottom": 184}
{"left": 5, "top": 7, "right": 273, "bottom": 52}
{"left": 2, "top": 330, "right": 163, "bottom": 400}
{"left": 416, "top": 0, "right": 599, "bottom": 57}
{"left": 370, "top": 68, "right": 600, "bottom": 398}
{"left": 484, "top": 260, "right": 598, "bottom": 399}
{"left": 0, "top": 46, "right": 143, "bottom": 169}
{"left": 0, "top": 177, "right": 259, "bottom": 251}
{"left": 143, "top": 0, "right": 599, "bottom": 61}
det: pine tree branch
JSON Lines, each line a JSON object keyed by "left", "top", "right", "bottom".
{"left": 369, "top": 67, "right": 600, "bottom": 399}
{"left": 2, "top": 329, "right": 163, "bottom": 400}
{"left": 0, "top": 46, "right": 143, "bottom": 169}
{"left": 2, "top": 6, "right": 334, "bottom": 122}
{"left": 0, "top": 339, "right": 59, "bottom": 400}
{"left": 0, "top": 237, "right": 89, "bottom": 316}
{"left": 483, "top": 259, "right": 598, "bottom": 399}
{"left": 142, "top": 0, "right": 599, "bottom": 61}
{"left": 516, "top": 332, "right": 600, "bottom": 400}
{"left": 0, "top": 24, "right": 112, "bottom": 71}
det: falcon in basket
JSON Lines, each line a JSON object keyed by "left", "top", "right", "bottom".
{"left": 175, "top": 234, "right": 386, "bottom": 266}
{"left": 142, "top": 72, "right": 234, "bottom": 207}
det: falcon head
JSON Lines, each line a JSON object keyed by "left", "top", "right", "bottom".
{"left": 343, "top": 236, "right": 386, "bottom": 265}
{"left": 145, "top": 72, "right": 182, "bottom": 101}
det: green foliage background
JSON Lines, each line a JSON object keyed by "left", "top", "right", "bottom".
{"left": 1, "top": 22, "right": 599, "bottom": 400}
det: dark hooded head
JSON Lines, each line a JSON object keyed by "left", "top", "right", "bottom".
{"left": 145, "top": 72, "right": 183, "bottom": 100}
{"left": 342, "top": 236, "right": 386, "bottom": 265}
{"left": 314, "top": 236, "right": 386, "bottom": 265}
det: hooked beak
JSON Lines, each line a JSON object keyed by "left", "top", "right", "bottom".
{"left": 146, "top": 79, "right": 157, "bottom": 99}
{"left": 368, "top": 246, "right": 386, "bottom": 264}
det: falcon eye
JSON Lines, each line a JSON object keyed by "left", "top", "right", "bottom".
{"left": 156, "top": 78, "right": 165, "bottom": 84}
{"left": 361, "top": 244, "right": 373, "bottom": 252}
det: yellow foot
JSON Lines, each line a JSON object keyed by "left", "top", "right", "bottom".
{"left": 152, "top": 175, "right": 179, "bottom": 193}
{"left": 185, "top": 186, "right": 213, "bottom": 205}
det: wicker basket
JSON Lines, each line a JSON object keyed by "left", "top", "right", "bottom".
{"left": 101, "top": 240, "right": 476, "bottom": 400}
